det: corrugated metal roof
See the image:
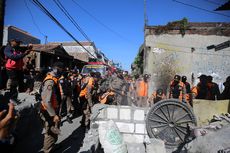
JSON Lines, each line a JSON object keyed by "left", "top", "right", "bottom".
{"left": 68, "top": 52, "right": 89, "bottom": 62}
{"left": 48, "top": 41, "right": 94, "bottom": 46}
{"left": 32, "top": 44, "right": 73, "bottom": 59}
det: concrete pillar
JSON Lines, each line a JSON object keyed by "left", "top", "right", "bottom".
{"left": 35, "top": 52, "right": 41, "bottom": 69}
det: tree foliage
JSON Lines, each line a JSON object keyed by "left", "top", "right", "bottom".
{"left": 155, "top": 17, "right": 189, "bottom": 36}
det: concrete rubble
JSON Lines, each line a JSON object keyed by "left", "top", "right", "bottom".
{"left": 185, "top": 114, "right": 230, "bottom": 153}
{"left": 1, "top": 93, "right": 230, "bottom": 153}
{"left": 79, "top": 103, "right": 230, "bottom": 153}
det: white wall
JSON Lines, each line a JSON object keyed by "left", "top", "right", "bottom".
{"left": 144, "top": 34, "right": 230, "bottom": 93}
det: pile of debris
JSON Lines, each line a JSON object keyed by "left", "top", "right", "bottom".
{"left": 186, "top": 113, "right": 230, "bottom": 153}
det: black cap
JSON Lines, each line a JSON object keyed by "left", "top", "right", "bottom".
{"left": 198, "top": 74, "right": 207, "bottom": 79}
{"left": 53, "top": 62, "right": 64, "bottom": 69}
{"left": 182, "top": 76, "right": 187, "bottom": 80}
{"left": 174, "top": 75, "right": 181, "bottom": 81}
{"left": 156, "top": 89, "right": 163, "bottom": 96}
{"left": 144, "top": 74, "right": 149, "bottom": 78}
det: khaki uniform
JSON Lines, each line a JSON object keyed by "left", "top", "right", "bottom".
{"left": 79, "top": 76, "right": 94, "bottom": 127}
{"left": 59, "top": 76, "right": 74, "bottom": 117}
{"left": 40, "top": 73, "right": 61, "bottom": 153}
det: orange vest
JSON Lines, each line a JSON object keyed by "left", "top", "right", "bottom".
{"left": 99, "top": 91, "right": 115, "bottom": 104}
{"left": 137, "top": 80, "right": 148, "bottom": 97}
{"left": 41, "top": 74, "right": 60, "bottom": 111}
{"left": 79, "top": 77, "right": 94, "bottom": 97}
{"left": 169, "top": 81, "right": 185, "bottom": 101}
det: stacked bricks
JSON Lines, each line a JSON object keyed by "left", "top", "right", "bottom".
{"left": 93, "top": 104, "right": 150, "bottom": 144}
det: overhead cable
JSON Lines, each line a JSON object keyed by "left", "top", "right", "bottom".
{"left": 173, "top": 0, "right": 230, "bottom": 18}
{"left": 24, "top": 0, "right": 46, "bottom": 37}
{"left": 53, "top": 0, "right": 91, "bottom": 42}
{"left": 71, "top": 0, "right": 134, "bottom": 43}
{"left": 31, "top": 0, "right": 97, "bottom": 59}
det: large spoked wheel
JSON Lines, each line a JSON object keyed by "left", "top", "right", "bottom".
{"left": 146, "top": 99, "right": 197, "bottom": 148}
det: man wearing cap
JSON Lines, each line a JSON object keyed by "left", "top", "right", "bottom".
{"left": 4, "top": 39, "right": 32, "bottom": 98}
{"left": 191, "top": 74, "right": 208, "bottom": 99}
{"left": 40, "top": 62, "right": 64, "bottom": 153}
{"left": 220, "top": 76, "right": 230, "bottom": 100}
{"left": 149, "top": 88, "right": 166, "bottom": 106}
{"left": 168, "top": 75, "right": 187, "bottom": 102}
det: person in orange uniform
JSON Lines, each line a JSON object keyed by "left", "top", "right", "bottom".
{"left": 168, "top": 75, "right": 186, "bottom": 102}
{"left": 149, "top": 88, "right": 166, "bottom": 106}
{"left": 79, "top": 72, "right": 94, "bottom": 130}
{"left": 40, "top": 62, "right": 64, "bottom": 153}
{"left": 136, "top": 74, "right": 149, "bottom": 107}
{"left": 191, "top": 74, "right": 208, "bottom": 99}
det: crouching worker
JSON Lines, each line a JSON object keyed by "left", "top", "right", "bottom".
{"left": 149, "top": 88, "right": 166, "bottom": 106}
{"left": 40, "top": 62, "right": 64, "bottom": 153}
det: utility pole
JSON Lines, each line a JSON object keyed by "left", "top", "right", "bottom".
{"left": 144, "top": 0, "right": 148, "bottom": 26}
{"left": 44, "top": 35, "right": 48, "bottom": 44}
{"left": 0, "top": 0, "right": 5, "bottom": 46}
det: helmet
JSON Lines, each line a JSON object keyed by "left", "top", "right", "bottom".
{"left": 174, "top": 75, "right": 181, "bottom": 81}
{"left": 182, "top": 76, "right": 187, "bottom": 82}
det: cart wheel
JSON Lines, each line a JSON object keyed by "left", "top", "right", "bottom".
{"left": 146, "top": 99, "right": 196, "bottom": 148}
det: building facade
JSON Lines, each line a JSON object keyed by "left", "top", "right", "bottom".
{"left": 2, "top": 26, "right": 41, "bottom": 45}
{"left": 136, "top": 22, "right": 230, "bottom": 93}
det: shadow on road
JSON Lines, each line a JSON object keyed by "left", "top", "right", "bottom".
{"left": 52, "top": 126, "right": 86, "bottom": 153}
{"left": 13, "top": 110, "right": 44, "bottom": 153}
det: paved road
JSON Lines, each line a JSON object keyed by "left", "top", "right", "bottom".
{"left": 12, "top": 110, "right": 86, "bottom": 153}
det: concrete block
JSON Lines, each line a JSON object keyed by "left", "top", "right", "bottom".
{"left": 193, "top": 99, "right": 230, "bottom": 126}
{"left": 123, "top": 134, "right": 144, "bottom": 143}
{"left": 116, "top": 122, "right": 134, "bottom": 133}
{"left": 134, "top": 109, "right": 145, "bottom": 121}
{"left": 135, "top": 124, "right": 145, "bottom": 134}
{"left": 97, "top": 109, "right": 106, "bottom": 119}
{"left": 126, "top": 143, "right": 146, "bottom": 153}
{"left": 95, "top": 121, "right": 107, "bottom": 125}
{"left": 120, "top": 108, "right": 131, "bottom": 120}
{"left": 107, "top": 107, "right": 118, "bottom": 119}
{"left": 146, "top": 138, "right": 166, "bottom": 153}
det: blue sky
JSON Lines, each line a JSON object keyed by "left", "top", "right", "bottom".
{"left": 4, "top": 0, "right": 230, "bottom": 70}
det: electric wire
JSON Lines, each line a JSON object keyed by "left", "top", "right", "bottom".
{"left": 201, "top": 0, "right": 222, "bottom": 6}
{"left": 24, "top": 0, "right": 46, "bottom": 37}
{"left": 71, "top": 0, "right": 134, "bottom": 43}
{"left": 31, "top": 0, "right": 97, "bottom": 59}
{"left": 53, "top": 0, "right": 91, "bottom": 42}
{"left": 172, "top": 0, "right": 230, "bottom": 18}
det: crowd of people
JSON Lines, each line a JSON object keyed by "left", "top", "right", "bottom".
{"left": 0, "top": 38, "right": 230, "bottom": 152}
